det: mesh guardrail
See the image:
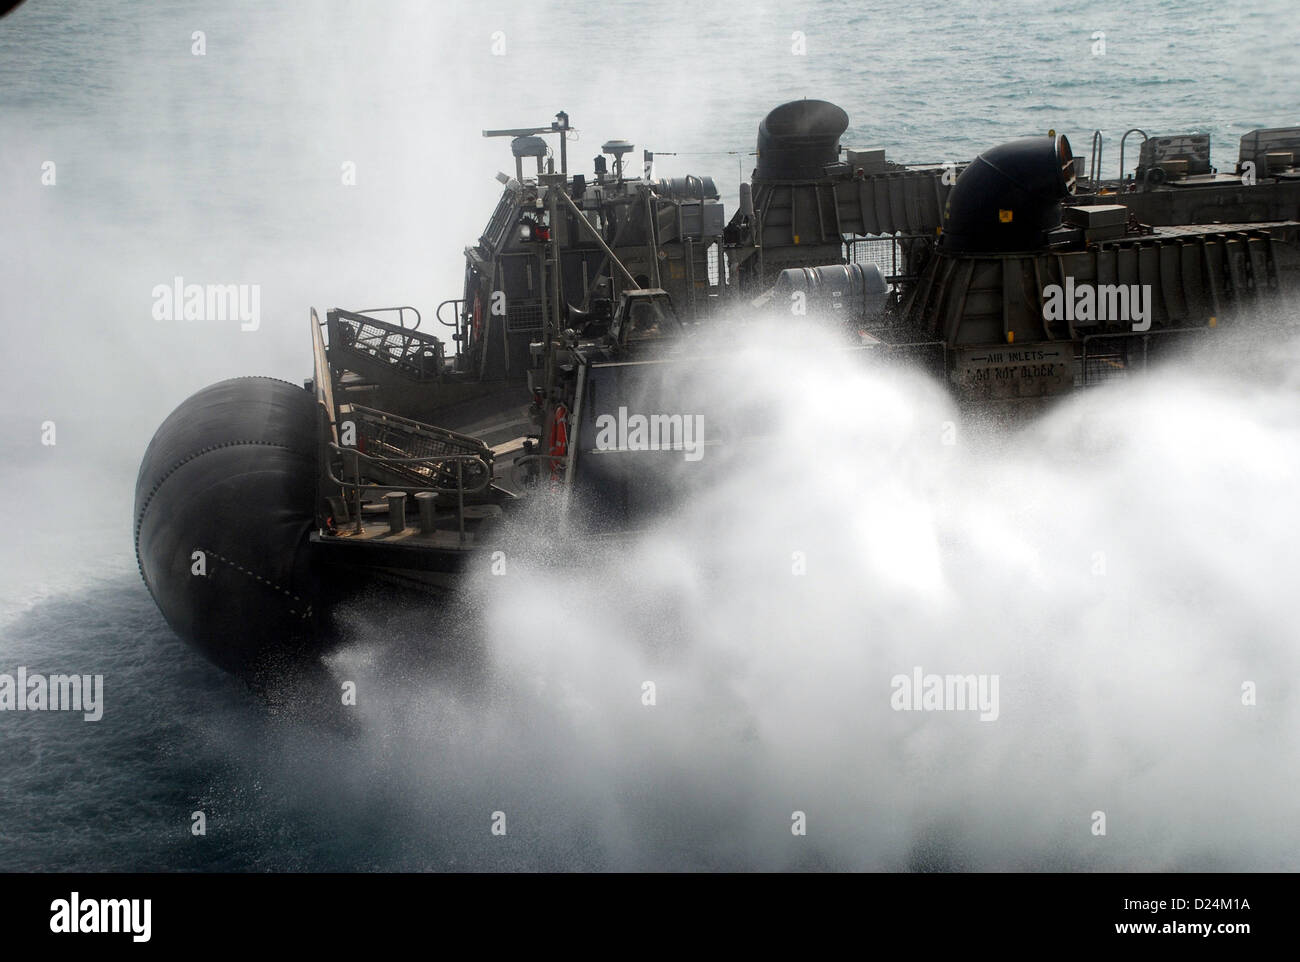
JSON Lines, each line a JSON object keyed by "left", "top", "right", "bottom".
{"left": 344, "top": 404, "right": 493, "bottom": 491}
{"left": 333, "top": 311, "right": 445, "bottom": 380}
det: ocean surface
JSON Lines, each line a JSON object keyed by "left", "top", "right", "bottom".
{"left": 1, "top": 0, "right": 1298, "bottom": 870}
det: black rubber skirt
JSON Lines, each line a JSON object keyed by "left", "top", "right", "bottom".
{"left": 134, "top": 377, "right": 324, "bottom": 677}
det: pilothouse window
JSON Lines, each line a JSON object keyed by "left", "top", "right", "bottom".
{"left": 627, "top": 302, "right": 663, "bottom": 340}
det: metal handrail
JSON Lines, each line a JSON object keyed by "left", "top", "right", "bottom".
{"left": 1118, "top": 128, "right": 1148, "bottom": 184}
{"left": 347, "top": 402, "right": 487, "bottom": 451}
{"left": 1088, "top": 130, "right": 1103, "bottom": 189}
{"left": 328, "top": 444, "right": 492, "bottom": 490}
{"left": 330, "top": 309, "right": 443, "bottom": 380}
{"left": 1080, "top": 324, "right": 1216, "bottom": 345}
{"left": 435, "top": 297, "right": 467, "bottom": 349}
{"left": 355, "top": 305, "right": 422, "bottom": 331}
{"left": 435, "top": 298, "right": 465, "bottom": 328}
{"left": 328, "top": 445, "right": 494, "bottom": 544}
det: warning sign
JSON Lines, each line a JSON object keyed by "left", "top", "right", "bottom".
{"left": 953, "top": 344, "right": 1074, "bottom": 399}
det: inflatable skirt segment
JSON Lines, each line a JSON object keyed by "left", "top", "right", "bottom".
{"left": 134, "top": 377, "right": 325, "bottom": 677}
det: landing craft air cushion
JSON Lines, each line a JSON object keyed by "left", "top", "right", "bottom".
{"left": 134, "top": 99, "right": 1300, "bottom": 679}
